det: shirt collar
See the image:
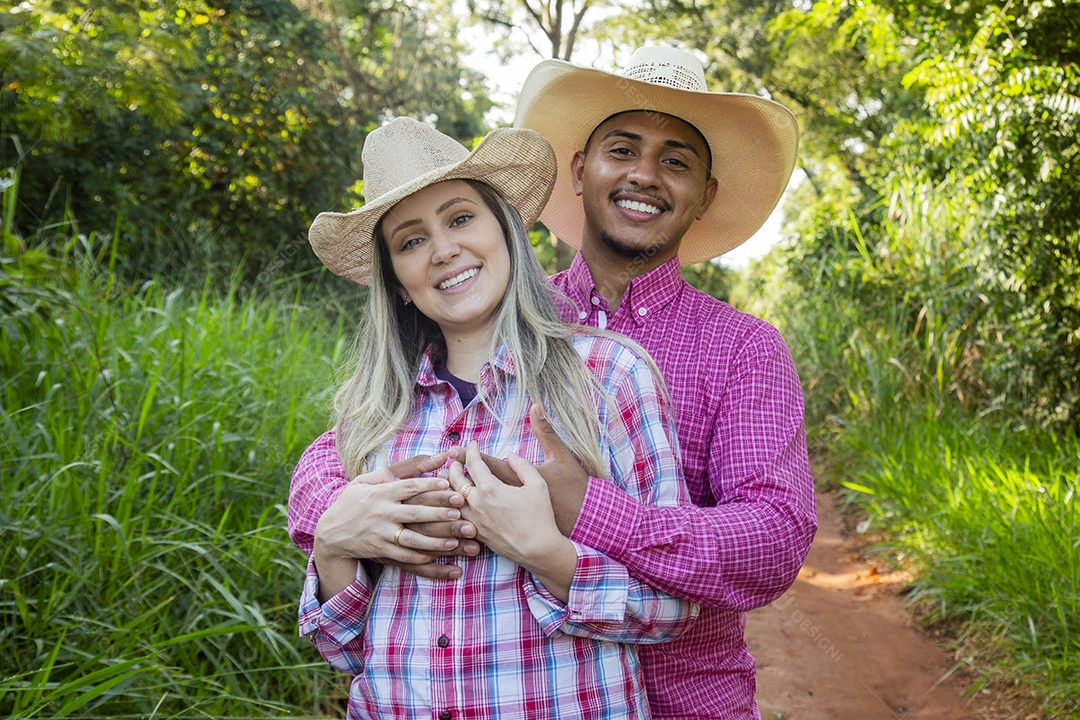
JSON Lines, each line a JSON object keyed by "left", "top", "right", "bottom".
{"left": 414, "top": 341, "right": 518, "bottom": 389}
{"left": 565, "top": 252, "right": 684, "bottom": 326}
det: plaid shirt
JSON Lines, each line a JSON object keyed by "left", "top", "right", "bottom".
{"left": 550, "top": 253, "right": 817, "bottom": 719}
{"left": 291, "top": 334, "right": 699, "bottom": 720}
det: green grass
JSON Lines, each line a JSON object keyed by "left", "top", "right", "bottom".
{"left": 835, "top": 409, "right": 1080, "bottom": 713}
{"left": 738, "top": 202, "right": 1080, "bottom": 715}
{"left": 1, "top": 230, "right": 355, "bottom": 716}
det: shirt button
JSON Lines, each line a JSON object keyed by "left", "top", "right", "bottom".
{"left": 591, "top": 296, "right": 601, "bottom": 305}
{"left": 437, "top": 634, "right": 450, "bottom": 648}
{"left": 447, "top": 431, "right": 461, "bottom": 443}
{"left": 439, "top": 711, "right": 452, "bottom": 720}
{"left": 637, "top": 307, "right": 648, "bottom": 317}
{"left": 578, "top": 310, "right": 587, "bottom": 320}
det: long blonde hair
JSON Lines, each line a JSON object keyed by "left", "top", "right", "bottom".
{"left": 334, "top": 180, "right": 608, "bottom": 479}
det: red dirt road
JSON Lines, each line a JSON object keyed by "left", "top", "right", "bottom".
{"left": 746, "top": 488, "right": 1012, "bottom": 719}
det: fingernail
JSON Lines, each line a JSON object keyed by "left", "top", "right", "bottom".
{"left": 447, "top": 510, "right": 460, "bottom": 519}
{"left": 444, "top": 540, "right": 458, "bottom": 549}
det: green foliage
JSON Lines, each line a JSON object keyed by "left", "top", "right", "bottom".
{"left": 742, "top": 233, "right": 1080, "bottom": 713}
{"left": 837, "top": 411, "right": 1080, "bottom": 716}
{"left": 0, "top": 0, "right": 492, "bottom": 284}
{"left": 627, "top": 0, "right": 1079, "bottom": 427}
{"left": 0, "top": 212, "right": 353, "bottom": 716}
{"left": 681, "top": 259, "right": 734, "bottom": 303}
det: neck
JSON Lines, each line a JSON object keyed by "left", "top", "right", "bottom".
{"left": 442, "top": 327, "right": 493, "bottom": 382}
{"left": 579, "top": 243, "right": 675, "bottom": 311}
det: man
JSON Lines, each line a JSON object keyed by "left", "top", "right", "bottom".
{"left": 290, "top": 46, "right": 816, "bottom": 719}
{"left": 506, "top": 46, "right": 817, "bottom": 718}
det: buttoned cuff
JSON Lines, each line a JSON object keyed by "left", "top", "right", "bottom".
{"left": 298, "top": 554, "right": 372, "bottom": 646}
{"left": 524, "top": 541, "right": 629, "bottom": 636}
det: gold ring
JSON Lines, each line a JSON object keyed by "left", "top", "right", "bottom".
{"left": 393, "top": 526, "right": 405, "bottom": 546}
{"left": 460, "top": 484, "right": 475, "bottom": 501}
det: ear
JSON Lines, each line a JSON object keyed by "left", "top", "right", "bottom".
{"left": 570, "top": 151, "right": 586, "bottom": 197}
{"left": 396, "top": 288, "right": 411, "bottom": 304}
{"left": 696, "top": 177, "right": 719, "bottom": 220}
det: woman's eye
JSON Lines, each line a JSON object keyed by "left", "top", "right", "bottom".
{"left": 450, "top": 213, "right": 473, "bottom": 227}
{"left": 401, "top": 235, "right": 425, "bottom": 250}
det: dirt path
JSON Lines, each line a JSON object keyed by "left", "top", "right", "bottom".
{"left": 746, "top": 487, "right": 981, "bottom": 719}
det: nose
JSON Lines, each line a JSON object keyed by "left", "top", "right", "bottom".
{"left": 625, "top": 154, "right": 661, "bottom": 188}
{"left": 429, "top": 230, "right": 461, "bottom": 265}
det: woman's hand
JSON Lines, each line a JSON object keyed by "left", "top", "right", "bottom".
{"left": 313, "top": 472, "right": 463, "bottom": 600}
{"left": 447, "top": 443, "right": 577, "bottom": 601}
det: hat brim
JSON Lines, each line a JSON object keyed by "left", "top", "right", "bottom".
{"left": 514, "top": 60, "right": 799, "bottom": 264}
{"left": 308, "top": 127, "right": 556, "bottom": 285}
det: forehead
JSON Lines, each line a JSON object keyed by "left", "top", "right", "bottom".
{"left": 388, "top": 179, "right": 479, "bottom": 217}
{"left": 589, "top": 111, "right": 709, "bottom": 154}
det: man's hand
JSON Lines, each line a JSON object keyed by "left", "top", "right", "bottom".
{"left": 450, "top": 403, "right": 590, "bottom": 536}
{"left": 386, "top": 453, "right": 482, "bottom": 580}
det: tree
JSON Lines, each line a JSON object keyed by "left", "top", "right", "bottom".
{"left": 0, "top": 0, "right": 493, "bottom": 282}
{"left": 466, "top": 0, "right": 605, "bottom": 60}
{"left": 465, "top": 0, "right": 624, "bottom": 269}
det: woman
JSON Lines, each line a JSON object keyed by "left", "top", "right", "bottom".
{"left": 293, "top": 117, "right": 696, "bottom": 719}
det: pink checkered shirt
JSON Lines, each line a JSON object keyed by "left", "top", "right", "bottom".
{"left": 290, "top": 335, "right": 700, "bottom": 720}
{"left": 550, "top": 253, "right": 817, "bottom": 719}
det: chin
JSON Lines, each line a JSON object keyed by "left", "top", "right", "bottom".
{"left": 600, "top": 232, "right": 667, "bottom": 261}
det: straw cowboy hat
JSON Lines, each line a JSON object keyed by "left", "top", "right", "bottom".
{"left": 514, "top": 46, "right": 799, "bottom": 264}
{"left": 308, "top": 117, "right": 557, "bottom": 285}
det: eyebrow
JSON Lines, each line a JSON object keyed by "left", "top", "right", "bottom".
{"left": 599, "top": 129, "right": 704, "bottom": 159}
{"left": 386, "top": 196, "right": 475, "bottom": 240}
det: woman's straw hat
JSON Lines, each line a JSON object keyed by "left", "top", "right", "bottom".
{"left": 309, "top": 117, "right": 557, "bottom": 285}
{"left": 514, "top": 46, "right": 799, "bottom": 264}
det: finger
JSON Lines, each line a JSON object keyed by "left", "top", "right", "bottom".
{"left": 529, "top": 403, "right": 574, "bottom": 463}
{"left": 406, "top": 519, "right": 478, "bottom": 540}
{"left": 386, "top": 559, "right": 463, "bottom": 581}
{"left": 507, "top": 452, "right": 546, "bottom": 488}
{"left": 464, "top": 442, "right": 496, "bottom": 488}
{"left": 385, "top": 475, "right": 452, "bottom": 503}
{"left": 385, "top": 452, "right": 449, "bottom": 480}
{"left": 393, "top": 526, "right": 461, "bottom": 555}
{"left": 479, "top": 452, "right": 522, "bottom": 487}
{"left": 400, "top": 540, "right": 481, "bottom": 558}
{"left": 445, "top": 460, "right": 470, "bottom": 494}
{"left": 402, "top": 489, "right": 466, "bottom": 510}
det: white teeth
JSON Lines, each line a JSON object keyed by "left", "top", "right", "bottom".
{"left": 616, "top": 199, "right": 662, "bottom": 215}
{"left": 437, "top": 267, "right": 479, "bottom": 290}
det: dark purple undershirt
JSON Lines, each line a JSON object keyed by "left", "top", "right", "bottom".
{"left": 434, "top": 355, "right": 478, "bottom": 407}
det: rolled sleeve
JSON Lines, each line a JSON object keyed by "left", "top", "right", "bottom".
{"left": 524, "top": 541, "right": 697, "bottom": 644}
{"left": 298, "top": 555, "right": 372, "bottom": 673}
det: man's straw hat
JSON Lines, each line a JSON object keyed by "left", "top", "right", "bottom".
{"left": 308, "top": 117, "right": 557, "bottom": 285}
{"left": 514, "top": 46, "right": 799, "bottom": 263}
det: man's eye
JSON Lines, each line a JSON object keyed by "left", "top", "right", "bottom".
{"left": 664, "top": 157, "right": 688, "bottom": 168}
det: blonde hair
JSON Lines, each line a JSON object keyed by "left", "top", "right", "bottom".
{"left": 334, "top": 180, "right": 609, "bottom": 479}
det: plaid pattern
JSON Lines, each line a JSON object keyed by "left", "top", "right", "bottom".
{"left": 551, "top": 254, "right": 817, "bottom": 720}
{"left": 291, "top": 335, "right": 698, "bottom": 720}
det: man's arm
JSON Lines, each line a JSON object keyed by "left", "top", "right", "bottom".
{"left": 539, "top": 329, "right": 817, "bottom": 612}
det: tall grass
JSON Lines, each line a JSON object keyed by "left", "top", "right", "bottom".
{"left": 1, "top": 215, "right": 355, "bottom": 716}
{"left": 740, "top": 180, "right": 1080, "bottom": 716}
{"left": 838, "top": 411, "right": 1080, "bottom": 711}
